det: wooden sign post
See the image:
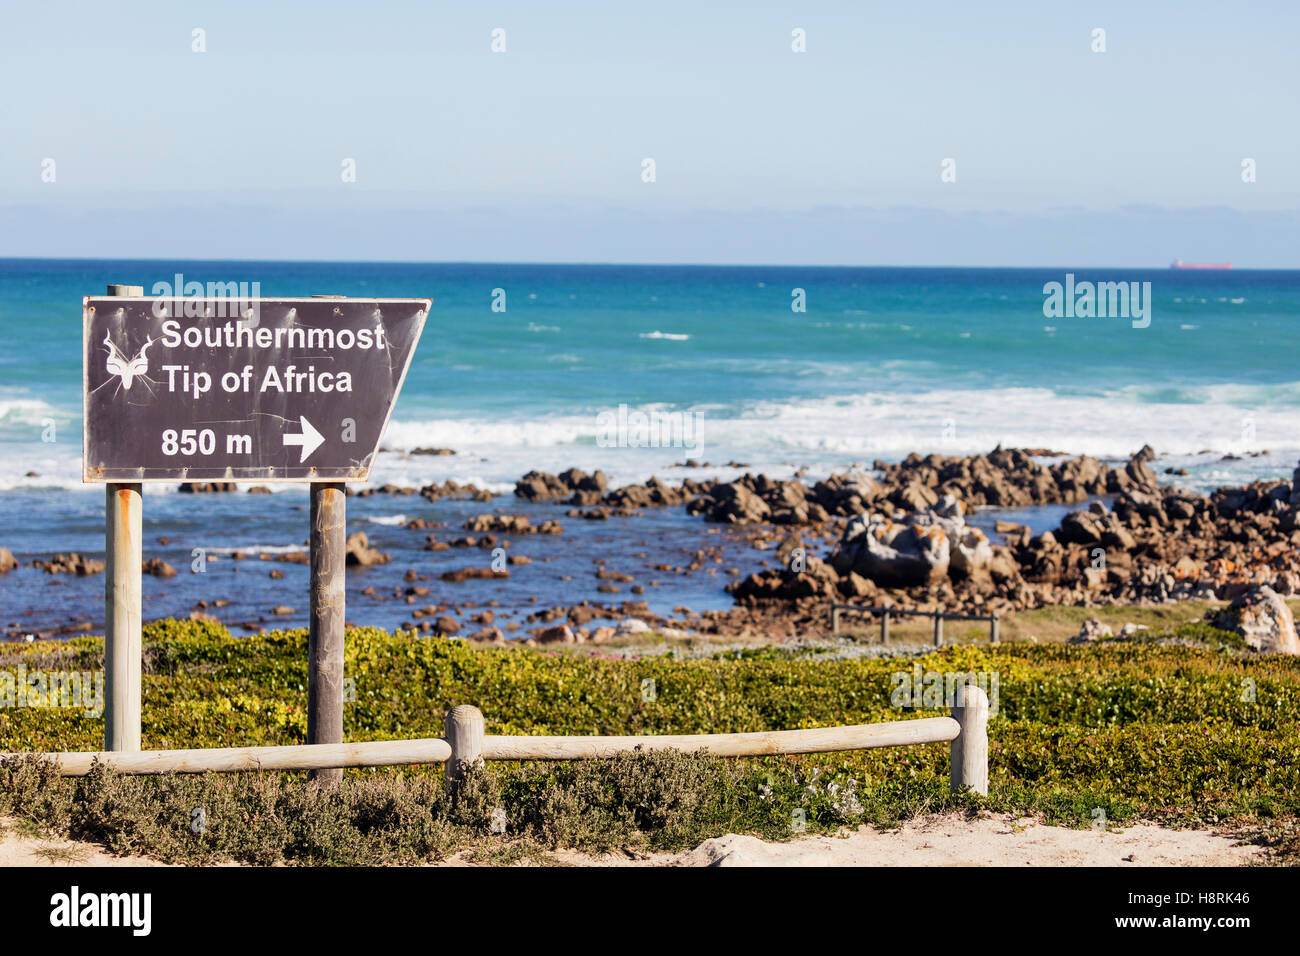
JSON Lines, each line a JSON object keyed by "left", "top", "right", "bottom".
{"left": 308, "top": 482, "right": 346, "bottom": 782}
{"left": 84, "top": 289, "right": 429, "bottom": 774}
{"left": 103, "top": 284, "right": 144, "bottom": 752}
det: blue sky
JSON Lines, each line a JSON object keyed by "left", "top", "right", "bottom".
{"left": 2, "top": 1, "right": 1297, "bottom": 264}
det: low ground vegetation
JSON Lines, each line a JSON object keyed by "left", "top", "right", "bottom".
{"left": 0, "top": 617, "right": 1295, "bottom": 865}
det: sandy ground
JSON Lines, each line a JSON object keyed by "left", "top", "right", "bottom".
{"left": 0, "top": 813, "right": 1264, "bottom": 867}
{"left": 0, "top": 818, "right": 169, "bottom": 867}
{"left": 548, "top": 813, "right": 1266, "bottom": 867}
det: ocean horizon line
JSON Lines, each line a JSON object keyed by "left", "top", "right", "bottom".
{"left": 1, "top": 256, "right": 1295, "bottom": 272}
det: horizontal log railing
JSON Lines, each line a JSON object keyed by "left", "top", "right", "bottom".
{"left": 11, "top": 737, "right": 455, "bottom": 777}
{"left": 830, "top": 603, "right": 1000, "bottom": 646}
{"left": 2, "top": 687, "right": 991, "bottom": 796}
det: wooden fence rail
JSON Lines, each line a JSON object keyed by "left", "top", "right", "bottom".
{"left": 830, "top": 603, "right": 1000, "bottom": 646}
{"left": 2, "top": 687, "right": 990, "bottom": 796}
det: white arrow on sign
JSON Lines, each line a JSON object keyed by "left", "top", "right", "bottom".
{"left": 283, "top": 416, "right": 325, "bottom": 463}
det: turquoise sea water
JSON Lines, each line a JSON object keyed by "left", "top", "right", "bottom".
{"left": 0, "top": 259, "right": 1297, "bottom": 635}
{"left": 4, "top": 259, "right": 1298, "bottom": 489}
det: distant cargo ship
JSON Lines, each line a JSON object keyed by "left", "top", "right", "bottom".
{"left": 1170, "top": 259, "right": 1233, "bottom": 270}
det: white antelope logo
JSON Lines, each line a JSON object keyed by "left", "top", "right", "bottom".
{"left": 103, "top": 332, "right": 153, "bottom": 389}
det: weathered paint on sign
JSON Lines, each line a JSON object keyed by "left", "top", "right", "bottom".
{"left": 83, "top": 297, "right": 429, "bottom": 482}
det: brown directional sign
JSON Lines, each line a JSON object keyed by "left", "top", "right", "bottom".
{"left": 83, "top": 296, "right": 429, "bottom": 482}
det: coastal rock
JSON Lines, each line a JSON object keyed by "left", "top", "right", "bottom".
{"left": 1070, "top": 618, "right": 1112, "bottom": 644}
{"left": 434, "top": 616, "right": 461, "bottom": 636}
{"left": 417, "top": 479, "right": 486, "bottom": 503}
{"left": 605, "top": 476, "right": 689, "bottom": 510}
{"left": 1117, "top": 452, "right": 1159, "bottom": 493}
{"left": 892, "top": 482, "right": 939, "bottom": 513}
{"left": 514, "top": 471, "right": 571, "bottom": 501}
{"left": 1100, "top": 518, "right": 1136, "bottom": 551}
{"left": 809, "top": 474, "right": 880, "bottom": 516}
{"left": 1213, "top": 586, "right": 1299, "bottom": 655}
{"left": 1163, "top": 494, "right": 1199, "bottom": 522}
{"left": 837, "top": 570, "right": 876, "bottom": 600}
{"left": 345, "top": 532, "right": 390, "bottom": 567}
{"left": 178, "top": 482, "right": 238, "bottom": 493}
{"left": 1058, "top": 510, "right": 1104, "bottom": 546}
{"left": 949, "top": 527, "right": 994, "bottom": 581}
{"left": 985, "top": 547, "right": 1023, "bottom": 585}
{"left": 465, "top": 513, "right": 534, "bottom": 534}
{"left": 698, "top": 482, "right": 771, "bottom": 524}
{"left": 727, "top": 558, "right": 840, "bottom": 603}
{"left": 568, "top": 506, "right": 611, "bottom": 520}
{"left": 560, "top": 467, "right": 607, "bottom": 494}
{"left": 0, "top": 548, "right": 15, "bottom": 574}
{"left": 439, "top": 567, "right": 509, "bottom": 583}
{"left": 33, "top": 553, "right": 105, "bottom": 576}
{"left": 536, "top": 624, "right": 577, "bottom": 644}
{"left": 142, "top": 558, "right": 177, "bottom": 578}
{"left": 775, "top": 534, "right": 804, "bottom": 564}
{"left": 830, "top": 514, "right": 950, "bottom": 588}
{"left": 1053, "top": 455, "right": 1108, "bottom": 500}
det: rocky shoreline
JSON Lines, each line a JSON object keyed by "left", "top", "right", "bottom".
{"left": 4, "top": 447, "right": 1299, "bottom": 650}
{"left": 492, "top": 446, "right": 1300, "bottom": 632}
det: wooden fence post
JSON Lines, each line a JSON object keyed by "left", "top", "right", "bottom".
{"left": 308, "top": 482, "right": 346, "bottom": 783}
{"left": 445, "top": 705, "right": 485, "bottom": 793}
{"left": 990, "top": 614, "right": 1000, "bottom": 645}
{"left": 950, "top": 683, "right": 989, "bottom": 795}
{"left": 932, "top": 612, "right": 943, "bottom": 647}
{"left": 830, "top": 604, "right": 840, "bottom": 635}
{"left": 880, "top": 608, "right": 890, "bottom": 644}
{"left": 104, "top": 283, "right": 143, "bottom": 753}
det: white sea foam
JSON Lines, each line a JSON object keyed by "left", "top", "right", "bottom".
{"left": 639, "top": 331, "right": 691, "bottom": 341}
{"left": 3, "top": 385, "right": 1296, "bottom": 496}
{"left": 365, "top": 385, "right": 1300, "bottom": 494}
{"left": 0, "top": 398, "right": 70, "bottom": 433}
{"left": 206, "top": 544, "right": 308, "bottom": 555}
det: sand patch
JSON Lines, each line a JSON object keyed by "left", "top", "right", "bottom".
{"left": 548, "top": 813, "right": 1265, "bottom": 867}
{"left": 0, "top": 812, "right": 1265, "bottom": 868}
{"left": 0, "top": 817, "right": 169, "bottom": 867}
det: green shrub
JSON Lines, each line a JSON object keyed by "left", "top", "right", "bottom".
{"left": 0, "top": 619, "right": 1296, "bottom": 864}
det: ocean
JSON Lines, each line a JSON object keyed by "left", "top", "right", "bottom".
{"left": 1, "top": 259, "right": 1297, "bottom": 637}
